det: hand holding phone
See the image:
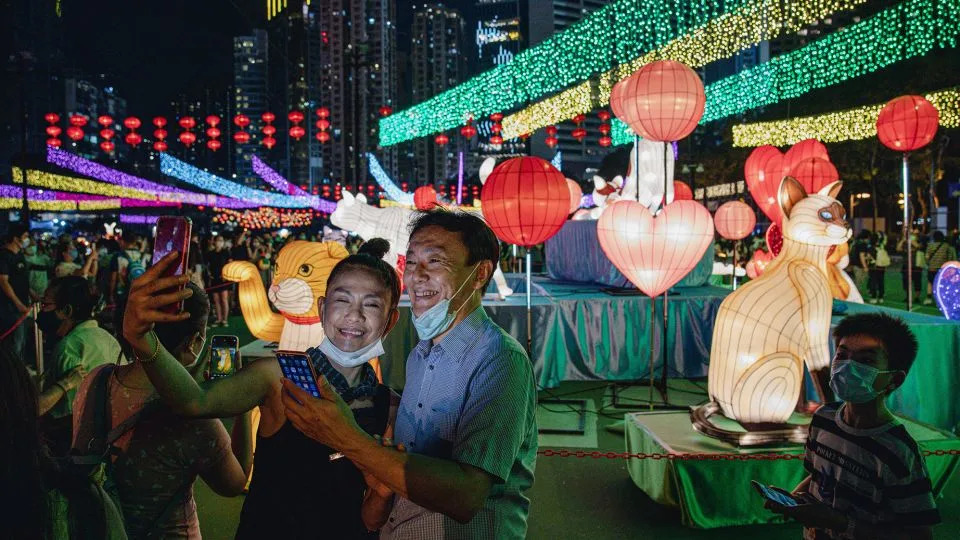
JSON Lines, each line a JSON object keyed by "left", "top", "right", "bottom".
{"left": 210, "top": 335, "right": 240, "bottom": 380}
{"left": 152, "top": 216, "right": 192, "bottom": 314}
{"left": 751, "top": 480, "right": 800, "bottom": 507}
{"left": 275, "top": 351, "right": 321, "bottom": 400}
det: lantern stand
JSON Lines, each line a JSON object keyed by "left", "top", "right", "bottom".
{"left": 732, "top": 241, "right": 740, "bottom": 290}
{"left": 903, "top": 154, "right": 912, "bottom": 311}
{"left": 526, "top": 248, "right": 533, "bottom": 355}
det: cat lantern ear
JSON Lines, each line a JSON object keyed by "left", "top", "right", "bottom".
{"left": 479, "top": 158, "right": 496, "bottom": 185}
{"left": 341, "top": 190, "right": 356, "bottom": 207}
{"left": 778, "top": 176, "right": 807, "bottom": 219}
{"left": 356, "top": 192, "right": 367, "bottom": 204}
{"left": 817, "top": 181, "right": 843, "bottom": 201}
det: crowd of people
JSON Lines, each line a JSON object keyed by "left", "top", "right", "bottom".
{"left": 0, "top": 213, "right": 946, "bottom": 539}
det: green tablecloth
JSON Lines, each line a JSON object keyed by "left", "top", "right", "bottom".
{"left": 625, "top": 411, "right": 960, "bottom": 529}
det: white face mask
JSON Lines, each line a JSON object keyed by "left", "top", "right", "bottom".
{"left": 411, "top": 264, "right": 479, "bottom": 341}
{"left": 319, "top": 336, "right": 384, "bottom": 368}
{"left": 183, "top": 336, "right": 204, "bottom": 369}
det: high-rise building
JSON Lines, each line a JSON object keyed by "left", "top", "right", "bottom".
{"left": 411, "top": 4, "right": 467, "bottom": 185}
{"left": 233, "top": 30, "right": 270, "bottom": 187}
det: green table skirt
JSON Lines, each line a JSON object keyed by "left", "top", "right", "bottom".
{"left": 625, "top": 411, "right": 960, "bottom": 529}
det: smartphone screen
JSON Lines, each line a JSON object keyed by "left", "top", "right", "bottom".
{"left": 210, "top": 335, "right": 240, "bottom": 380}
{"left": 152, "top": 216, "right": 192, "bottom": 313}
{"left": 751, "top": 481, "right": 799, "bottom": 507}
{"left": 275, "top": 351, "right": 321, "bottom": 399}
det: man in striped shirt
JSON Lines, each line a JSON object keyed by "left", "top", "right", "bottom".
{"left": 765, "top": 313, "right": 940, "bottom": 539}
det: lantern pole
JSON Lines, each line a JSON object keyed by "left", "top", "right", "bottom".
{"left": 732, "top": 241, "right": 739, "bottom": 290}
{"left": 903, "top": 153, "right": 912, "bottom": 311}
{"left": 457, "top": 150, "right": 464, "bottom": 205}
{"left": 649, "top": 297, "right": 656, "bottom": 411}
{"left": 526, "top": 248, "right": 533, "bottom": 355}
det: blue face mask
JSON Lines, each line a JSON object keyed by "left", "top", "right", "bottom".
{"left": 411, "top": 264, "right": 479, "bottom": 341}
{"left": 829, "top": 359, "right": 899, "bottom": 404}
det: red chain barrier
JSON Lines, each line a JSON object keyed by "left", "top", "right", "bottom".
{"left": 536, "top": 449, "right": 960, "bottom": 460}
{"left": 0, "top": 310, "right": 32, "bottom": 341}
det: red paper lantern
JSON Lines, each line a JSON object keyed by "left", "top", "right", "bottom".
{"left": 179, "top": 131, "right": 197, "bottom": 146}
{"left": 744, "top": 145, "right": 786, "bottom": 224}
{"left": 178, "top": 116, "right": 196, "bottom": 129}
{"left": 316, "top": 131, "right": 331, "bottom": 143}
{"left": 379, "top": 105, "right": 393, "bottom": 117}
{"left": 233, "top": 131, "right": 250, "bottom": 144}
{"left": 597, "top": 110, "right": 611, "bottom": 122}
{"left": 99, "top": 128, "right": 115, "bottom": 140}
{"left": 598, "top": 123, "right": 611, "bottom": 135}
{"left": 434, "top": 134, "right": 449, "bottom": 146}
{"left": 152, "top": 116, "right": 167, "bottom": 128}
{"left": 153, "top": 128, "right": 168, "bottom": 140}
{"left": 66, "top": 126, "right": 83, "bottom": 141}
{"left": 714, "top": 201, "right": 756, "bottom": 240}
{"left": 124, "top": 132, "right": 142, "bottom": 146}
{"left": 234, "top": 114, "right": 251, "bottom": 128}
{"left": 610, "top": 60, "right": 705, "bottom": 142}
{"left": 490, "top": 112, "right": 504, "bottom": 122}
{"left": 205, "top": 127, "right": 221, "bottom": 139}
{"left": 263, "top": 125, "right": 277, "bottom": 136}
{"left": 261, "top": 112, "right": 276, "bottom": 124}
{"left": 153, "top": 141, "right": 168, "bottom": 152}
{"left": 203, "top": 115, "right": 219, "bottom": 127}
{"left": 571, "top": 128, "right": 587, "bottom": 141}
{"left": 480, "top": 156, "right": 569, "bottom": 247}
{"left": 490, "top": 123, "right": 502, "bottom": 134}
{"left": 673, "top": 181, "right": 693, "bottom": 201}
{"left": 263, "top": 136, "right": 277, "bottom": 149}
{"left": 545, "top": 136, "right": 558, "bottom": 148}
{"left": 782, "top": 138, "right": 829, "bottom": 174}
{"left": 45, "top": 112, "right": 60, "bottom": 124}
{"left": 46, "top": 126, "right": 62, "bottom": 137}
{"left": 100, "top": 141, "right": 115, "bottom": 153}
{"left": 414, "top": 186, "right": 439, "bottom": 210}
{"left": 489, "top": 134, "right": 504, "bottom": 145}
{"left": 788, "top": 157, "right": 839, "bottom": 195}
{"left": 207, "top": 139, "right": 222, "bottom": 151}
{"left": 123, "top": 117, "right": 141, "bottom": 130}
{"left": 572, "top": 114, "right": 586, "bottom": 125}
{"left": 69, "top": 115, "right": 88, "bottom": 127}
{"left": 316, "top": 107, "right": 330, "bottom": 119}
{"left": 566, "top": 179, "right": 583, "bottom": 214}
{"left": 876, "top": 95, "right": 939, "bottom": 152}
{"left": 46, "top": 138, "right": 62, "bottom": 148}
{"left": 289, "top": 126, "right": 306, "bottom": 140}
{"left": 288, "top": 110, "right": 305, "bottom": 124}
{"left": 97, "top": 115, "right": 113, "bottom": 127}
{"left": 460, "top": 124, "right": 477, "bottom": 139}
{"left": 545, "top": 125, "right": 558, "bottom": 136}
{"left": 314, "top": 119, "right": 330, "bottom": 131}
{"left": 598, "top": 136, "right": 612, "bottom": 147}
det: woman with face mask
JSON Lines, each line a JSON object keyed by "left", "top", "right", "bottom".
{"left": 122, "top": 239, "right": 401, "bottom": 538}
{"left": 72, "top": 281, "right": 253, "bottom": 539}
{"left": 54, "top": 240, "right": 98, "bottom": 279}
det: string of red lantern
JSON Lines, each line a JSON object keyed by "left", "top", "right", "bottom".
{"left": 315, "top": 108, "right": 330, "bottom": 143}
{"left": 233, "top": 114, "right": 251, "bottom": 145}
{"left": 152, "top": 116, "right": 168, "bottom": 152}
{"left": 45, "top": 113, "right": 61, "bottom": 148}
{"left": 489, "top": 112, "right": 504, "bottom": 146}
{"left": 67, "top": 114, "right": 86, "bottom": 142}
{"left": 434, "top": 133, "right": 449, "bottom": 146}
{"left": 261, "top": 111, "right": 276, "bottom": 149}
{"left": 545, "top": 125, "right": 558, "bottom": 148}
{"left": 205, "top": 115, "right": 221, "bottom": 151}
{"left": 124, "top": 116, "right": 142, "bottom": 147}
{"left": 571, "top": 113, "right": 587, "bottom": 142}
{"left": 98, "top": 115, "right": 115, "bottom": 153}
{"left": 597, "top": 109, "right": 612, "bottom": 147}
{"left": 178, "top": 116, "right": 196, "bottom": 147}
{"left": 288, "top": 110, "right": 305, "bottom": 140}
{"left": 460, "top": 116, "right": 477, "bottom": 139}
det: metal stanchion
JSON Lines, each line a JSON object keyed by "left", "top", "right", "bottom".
{"left": 33, "top": 303, "right": 43, "bottom": 374}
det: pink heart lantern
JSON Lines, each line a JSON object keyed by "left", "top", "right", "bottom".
{"left": 783, "top": 138, "right": 830, "bottom": 175}
{"left": 597, "top": 199, "right": 714, "bottom": 297}
{"left": 933, "top": 261, "right": 960, "bottom": 320}
{"left": 744, "top": 145, "right": 785, "bottom": 224}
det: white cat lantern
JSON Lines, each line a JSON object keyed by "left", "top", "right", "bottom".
{"left": 620, "top": 138, "right": 675, "bottom": 212}
{"left": 695, "top": 177, "right": 850, "bottom": 444}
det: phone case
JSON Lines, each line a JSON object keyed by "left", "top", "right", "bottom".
{"left": 275, "top": 350, "right": 321, "bottom": 398}
{"left": 153, "top": 217, "right": 192, "bottom": 313}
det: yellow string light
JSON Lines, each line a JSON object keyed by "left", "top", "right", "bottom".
{"left": 78, "top": 199, "right": 122, "bottom": 211}
{"left": 731, "top": 88, "right": 960, "bottom": 147}
{"left": 502, "top": 0, "right": 865, "bottom": 139}
{"left": 11, "top": 168, "right": 162, "bottom": 201}
{"left": 0, "top": 197, "right": 86, "bottom": 212}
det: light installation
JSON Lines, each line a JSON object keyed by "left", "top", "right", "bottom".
{"left": 378, "top": 0, "right": 757, "bottom": 146}
{"left": 366, "top": 152, "right": 414, "bottom": 205}
{"left": 120, "top": 214, "right": 160, "bottom": 225}
{"left": 733, "top": 87, "right": 960, "bottom": 147}
{"left": 13, "top": 168, "right": 167, "bottom": 201}
{"left": 251, "top": 155, "right": 310, "bottom": 196}
{"left": 503, "top": 0, "right": 865, "bottom": 139}
{"left": 214, "top": 207, "right": 315, "bottom": 230}
{"left": 611, "top": 0, "right": 960, "bottom": 145}
{"left": 159, "top": 154, "right": 320, "bottom": 209}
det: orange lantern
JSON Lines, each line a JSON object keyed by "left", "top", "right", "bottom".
{"left": 610, "top": 60, "right": 705, "bottom": 142}
{"left": 714, "top": 201, "right": 756, "bottom": 240}
{"left": 480, "top": 156, "right": 569, "bottom": 247}
{"left": 788, "top": 157, "right": 839, "bottom": 195}
{"left": 414, "top": 186, "right": 438, "bottom": 210}
{"left": 877, "top": 95, "right": 939, "bottom": 151}
{"left": 566, "top": 179, "right": 583, "bottom": 214}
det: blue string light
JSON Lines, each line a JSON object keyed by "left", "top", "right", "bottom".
{"left": 366, "top": 152, "right": 414, "bottom": 205}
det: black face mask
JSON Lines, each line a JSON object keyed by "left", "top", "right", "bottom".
{"left": 36, "top": 310, "right": 62, "bottom": 336}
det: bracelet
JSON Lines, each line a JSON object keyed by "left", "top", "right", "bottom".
{"left": 134, "top": 331, "right": 162, "bottom": 364}
{"left": 54, "top": 381, "right": 68, "bottom": 394}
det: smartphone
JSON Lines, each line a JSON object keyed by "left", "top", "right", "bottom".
{"left": 275, "top": 350, "right": 321, "bottom": 399}
{"left": 152, "top": 216, "right": 192, "bottom": 313}
{"left": 210, "top": 335, "right": 240, "bottom": 380}
{"left": 751, "top": 480, "right": 800, "bottom": 507}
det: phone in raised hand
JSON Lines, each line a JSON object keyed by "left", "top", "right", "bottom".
{"left": 209, "top": 335, "right": 240, "bottom": 380}
{"left": 151, "top": 216, "right": 192, "bottom": 313}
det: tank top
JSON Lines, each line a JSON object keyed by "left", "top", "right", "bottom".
{"left": 235, "top": 385, "right": 391, "bottom": 539}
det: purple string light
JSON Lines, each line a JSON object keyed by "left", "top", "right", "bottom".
{"left": 252, "top": 156, "right": 309, "bottom": 196}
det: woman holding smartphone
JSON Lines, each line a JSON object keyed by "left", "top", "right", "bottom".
{"left": 122, "top": 238, "right": 401, "bottom": 538}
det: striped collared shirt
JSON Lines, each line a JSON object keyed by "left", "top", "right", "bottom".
{"left": 383, "top": 306, "right": 538, "bottom": 539}
{"left": 803, "top": 403, "right": 940, "bottom": 539}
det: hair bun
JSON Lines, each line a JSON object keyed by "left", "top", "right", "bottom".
{"left": 358, "top": 238, "right": 390, "bottom": 259}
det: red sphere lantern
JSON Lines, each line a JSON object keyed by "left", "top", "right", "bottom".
{"left": 744, "top": 145, "right": 786, "bottom": 224}
{"left": 316, "top": 131, "right": 331, "bottom": 143}
{"left": 207, "top": 139, "right": 222, "bottom": 151}
{"left": 315, "top": 119, "right": 330, "bottom": 131}
{"left": 97, "top": 115, "right": 113, "bottom": 127}
{"left": 545, "top": 135, "right": 558, "bottom": 148}
{"left": 153, "top": 128, "right": 168, "bottom": 141}
{"left": 123, "top": 116, "right": 141, "bottom": 130}
{"left": 69, "top": 114, "right": 88, "bottom": 127}
{"left": 598, "top": 135, "right": 612, "bottom": 147}
{"left": 714, "top": 201, "right": 756, "bottom": 240}
{"left": 673, "top": 181, "right": 693, "bottom": 201}
{"left": 598, "top": 123, "right": 611, "bottom": 135}
{"left": 153, "top": 141, "right": 168, "bottom": 152}
{"left": 460, "top": 124, "right": 476, "bottom": 139}
{"left": 434, "top": 134, "right": 449, "bottom": 146}
{"left": 379, "top": 105, "right": 393, "bottom": 117}
{"left": 545, "top": 125, "right": 558, "bottom": 136}
{"left": 125, "top": 132, "right": 143, "bottom": 146}
{"left": 316, "top": 107, "right": 330, "bottom": 119}
{"left": 263, "top": 125, "right": 277, "bottom": 136}
{"left": 571, "top": 127, "right": 587, "bottom": 141}
{"left": 288, "top": 110, "right": 305, "bottom": 124}
{"left": 876, "top": 95, "right": 939, "bottom": 151}
{"left": 205, "top": 115, "right": 220, "bottom": 127}
{"left": 597, "top": 110, "right": 611, "bottom": 122}
{"left": 490, "top": 123, "right": 502, "bottom": 134}
{"left": 782, "top": 138, "right": 829, "bottom": 174}
{"left": 179, "top": 131, "right": 197, "bottom": 146}
{"left": 46, "top": 138, "right": 62, "bottom": 148}
{"left": 205, "top": 127, "right": 221, "bottom": 139}
{"left": 481, "top": 157, "right": 570, "bottom": 247}
{"left": 178, "top": 116, "right": 196, "bottom": 129}
{"left": 289, "top": 126, "right": 306, "bottom": 140}
{"left": 572, "top": 114, "right": 586, "bottom": 125}
{"left": 46, "top": 126, "right": 62, "bottom": 137}
{"left": 787, "top": 157, "right": 839, "bottom": 195}
{"left": 262, "top": 112, "right": 276, "bottom": 124}
{"left": 610, "top": 60, "right": 705, "bottom": 142}
{"left": 99, "top": 141, "right": 115, "bottom": 153}
{"left": 99, "top": 128, "right": 115, "bottom": 140}
{"left": 490, "top": 112, "right": 504, "bottom": 122}
{"left": 489, "top": 134, "right": 504, "bottom": 146}
{"left": 152, "top": 116, "right": 167, "bottom": 128}
{"left": 45, "top": 112, "right": 60, "bottom": 124}
{"left": 263, "top": 136, "right": 277, "bottom": 149}
{"left": 233, "top": 131, "right": 251, "bottom": 144}
{"left": 234, "top": 114, "right": 251, "bottom": 128}
{"left": 414, "top": 186, "right": 439, "bottom": 210}
{"left": 66, "top": 126, "right": 84, "bottom": 141}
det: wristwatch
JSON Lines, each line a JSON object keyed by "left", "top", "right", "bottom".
{"left": 844, "top": 515, "right": 856, "bottom": 539}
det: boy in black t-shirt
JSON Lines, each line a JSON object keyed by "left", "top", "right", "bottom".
{"left": 0, "top": 224, "right": 33, "bottom": 360}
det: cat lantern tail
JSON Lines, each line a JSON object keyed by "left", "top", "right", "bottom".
{"left": 223, "top": 240, "right": 349, "bottom": 352}
{"left": 706, "top": 177, "right": 849, "bottom": 427}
